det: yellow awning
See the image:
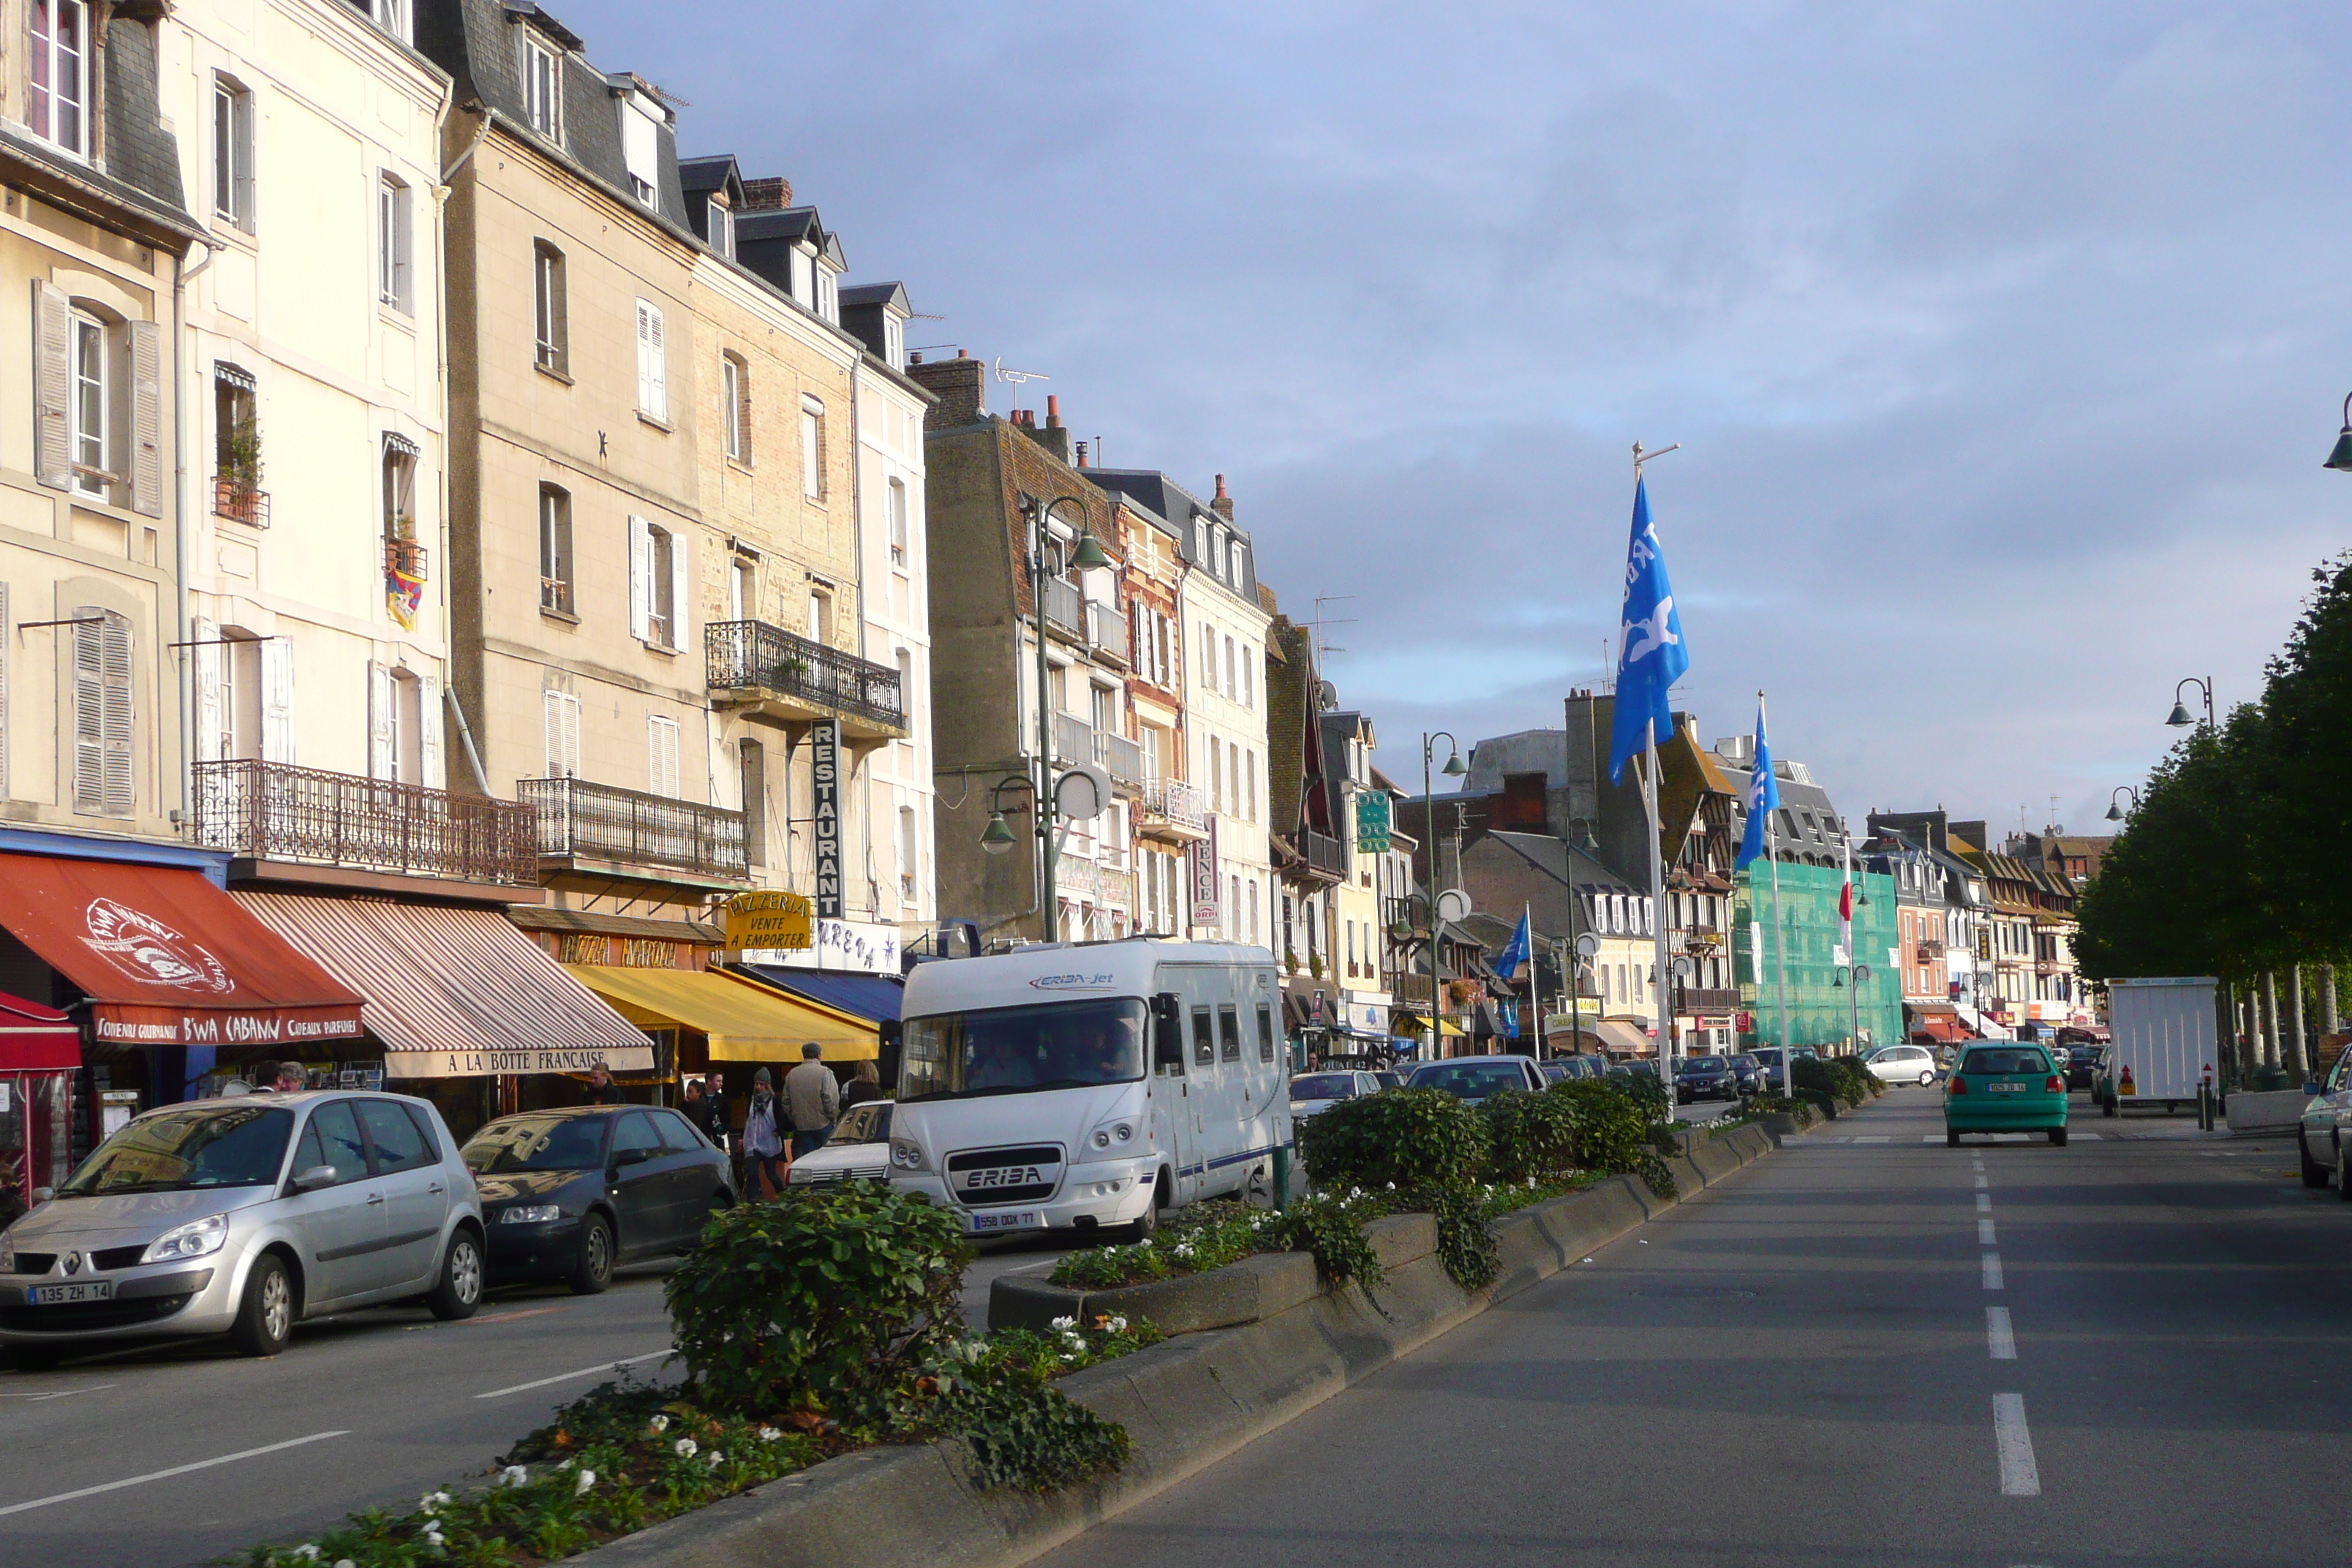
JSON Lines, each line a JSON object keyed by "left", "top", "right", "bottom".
{"left": 1436, "top": 1017, "right": 1468, "bottom": 1037}
{"left": 565, "top": 965, "right": 877, "bottom": 1062}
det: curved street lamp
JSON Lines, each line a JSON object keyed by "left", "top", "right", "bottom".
{"left": 1014, "top": 491, "right": 1115, "bottom": 935}
{"left": 1833, "top": 962, "right": 1874, "bottom": 1057}
{"left": 2326, "top": 391, "right": 2352, "bottom": 471}
{"left": 2104, "top": 785, "right": 2141, "bottom": 823}
{"left": 2166, "top": 676, "right": 2214, "bottom": 731}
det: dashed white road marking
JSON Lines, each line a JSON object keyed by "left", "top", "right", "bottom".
{"left": 1975, "top": 1174, "right": 1989, "bottom": 1189}
{"left": 475, "top": 1350, "right": 672, "bottom": 1400}
{"left": 1982, "top": 1253, "right": 2005, "bottom": 1289}
{"left": 1993, "top": 1393, "right": 2040, "bottom": 1495}
{"left": 1850, "top": 1135, "right": 1889, "bottom": 1143}
{"left": 1976, "top": 1192, "right": 1993, "bottom": 1213}
{"left": 1986, "top": 1306, "right": 2016, "bottom": 1360}
{"left": 0, "top": 1431, "right": 350, "bottom": 1517}
{"left": 1979, "top": 1218, "right": 1997, "bottom": 1245}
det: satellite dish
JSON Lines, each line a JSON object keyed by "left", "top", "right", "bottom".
{"left": 1315, "top": 680, "right": 1338, "bottom": 711}
{"left": 1054, "top": 764, "right": 1112, "bottom": 823}
{"left": 1434, "top": 889, "right": 1472, "bottom": 925}
{"left": 1575, "top": 933, "right": 1602, "bottom": 960}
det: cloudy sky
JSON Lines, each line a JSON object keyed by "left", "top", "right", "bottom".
{"left": 566, "top": 1, "right": 2349, "bottom": 838}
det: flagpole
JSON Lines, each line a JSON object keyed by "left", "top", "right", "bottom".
{"left": 1842, "top": 835, "right": 1855, "bottom": 1053}
{"left": 1527, "top": 902, "right": 1547, "bottom": 1060}
{"left": 1642, "top": 738, "right": 1673, "bottom": 1084}
{"left": 1764, "top": 692, "right": 1791, "bottom": 1095}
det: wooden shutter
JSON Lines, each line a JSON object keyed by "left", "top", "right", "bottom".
{"left": 192, "top": 616, "right": 222, "bottom": 763}
{"left": 261, "top": 637, "right": 296, "bottom": 763}
{"left": 368, "top": 661, "right": 394, "bottom": 780}
{"left": 636, "top": 301, "right": 666, "bottom": 419}
{"left": 647, "top": 715, "right": 679, "bottom": 797}
{"left": 34, "top": 282, "right": 70, "bottom": 490}
{"left": 627, "top": 515, "right": 652, "bottom": 641}
{"left": 419, "top": 671, "right": 445, "bottom": 790}
{"left": 543, "top": 688, "right": 578, "bottom": 777}
{"left": 128, "top": 320, "right": 162, "bottom": 516}
{"left": 666, "top": 525, "right": 690, "bottom": 652}
{"left": 72, "top": 609, "right": 133, "bottom": 818}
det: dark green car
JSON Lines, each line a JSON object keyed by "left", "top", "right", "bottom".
{"left": 1944, "top": 1044, "right": 2069, "bottom": 1146}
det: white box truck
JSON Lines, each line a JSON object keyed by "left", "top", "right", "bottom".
{"left": 2096, "top": 976, "right": 2218, "bottom": 1116}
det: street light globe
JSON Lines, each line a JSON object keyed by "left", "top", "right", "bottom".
{"left": 2105, "top": 801, "right": 2125, "bottom": 821}
{"left": 979, "top": 810, "right": 1017, "bottom": 854}
{"left": 1441, "top": 750, "right": 1466, "bottom": 777}
{"left": 2165, "top": 702, "right": 2195, "bottom": 728}
{"left": 1069, "top": 530, "right": 1112, "bottom": 570}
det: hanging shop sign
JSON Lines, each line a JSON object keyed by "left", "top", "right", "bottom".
{"left": 1189, "top": 817, "right": 1221, "bottom": 927}
{"left": 812, "top": 720, "right": 844, "bottom": 919}
{"left": 1355, "top": 791, "right": 1392, "bottom": 854}
{"left": 725, "top": 890, "right": 813, "bottom": 951}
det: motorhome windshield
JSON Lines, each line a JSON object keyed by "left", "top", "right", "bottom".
{"left": 900, "top": 997, "right": 1147, "bottom": 1101}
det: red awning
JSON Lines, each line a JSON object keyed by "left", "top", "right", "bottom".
{"left": 0, "top": 856, "right": 362, "bottom": 1050}
{"left": 1915, "top": 1014, "right": 1969, "bottom": 1043}
{"left": 0, "top": 987, "right": 78, "bottom": 1071}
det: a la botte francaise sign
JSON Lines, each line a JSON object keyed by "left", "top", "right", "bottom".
{"left": 723, "top": 891, "right": 813, "bottom": 951}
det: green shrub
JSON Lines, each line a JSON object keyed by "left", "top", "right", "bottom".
{"left": 665, "top": 1183, "right": 970, "bottom": 1420}
{"left": 1746, "top": 1092, "right": 1815, "bottom": 1128}
{"left": 1297, "top": 1086, "right": 1490, "bottom": 1191}
{"left": 1417, "top": 1182, "right": 1501, "bottom": 1291}
{"left": 1482, "top": 1087, "right": 1583, "bottom": 1183}
{"left": 1547, "top": 1078, "right": 1676, "bottom": 1196}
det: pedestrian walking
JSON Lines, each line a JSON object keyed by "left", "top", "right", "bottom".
{"left": 582, "top": 1062, "right": 619, "bottom": 1105}
{"left": 742, "top": 1067, "right": 787, "bottom": 1199}
{"left": 686, "top": 1071, "right": 731, "bottom": 1149}
{"left": 841, "top": 1058, "right": 883, "bottom": 1109}
{"left": 785, "top": 1042, "right": 840, "bottom": 1158}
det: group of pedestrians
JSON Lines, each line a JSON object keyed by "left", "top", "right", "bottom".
{"left": 676, "top": 1043, "right": 884, "bottom": 1200}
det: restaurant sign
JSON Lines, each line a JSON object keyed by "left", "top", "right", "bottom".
{"left": 724, "top": 890, "right": 813, "bottom": 951}
{"left": 812, "top": 720, "right": 844, "bottom": 919}
{"left": 386, "top": 1044, "right": 657, "bottom": 1079}
{"left": 746, "top": 918, "right": 900, "bottom": 974}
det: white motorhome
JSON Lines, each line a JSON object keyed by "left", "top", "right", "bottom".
{"left": 889, "top": 940, "right": 1289, "bottom": 1239}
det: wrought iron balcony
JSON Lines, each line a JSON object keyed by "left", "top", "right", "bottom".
{"left": 1139, "top": 777, "right": 1208, "bottom": 841}
{"left": 1088, "top": 600, "right": 1128, "bottom": 666}
{"left": 706, "top": 619, "right": 906, "bottom": 738}
{"left": 1679, "top": 987, "right": 1744, "bottom": 1014}
{"left": 517, "top": 775, "right": 749, "bottom": 886}
{"left": 213, "top": 475, "right": 268, "bottom": 529}
{"left": 192, "top": 758, "right": 536, "bottom": 887}
{"left": 1296, "top": 829, "right": 1345, "bottom": 881}
{"left": 1915, "top": 938, "right": 1945, "bottom": 961}
{"left": 1041, "top": 576, "right": 1085, "bottom": 640}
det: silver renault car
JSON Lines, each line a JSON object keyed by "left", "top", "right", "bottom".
{"left": 0, "top": 1090, "right": 484, "bottom": 1362}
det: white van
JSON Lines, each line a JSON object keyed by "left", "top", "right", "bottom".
{"left": 889, "top": 939, "right": 1289, "bottom": 1240}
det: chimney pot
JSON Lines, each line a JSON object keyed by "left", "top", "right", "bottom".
{"left": 1075, "top": 441, "right": 1088, "bottom": 467}
{"left": 1046, "top": 395, "right": 1062, "bottom": 429}
{"left": 957, "top": 349, "right": 968, "bottom": 358}
{"left": 1211, "top": 472, "right": 1235, "bottom": 520}
{"left": 908, "top": 350, "right": 922, "bottom": 364}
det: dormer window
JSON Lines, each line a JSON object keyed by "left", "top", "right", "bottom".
{"left": 619, "top": 94, "right": 660, "bottom": 206}
{"left": 523, "top": 35, "right": 562, "bottom": 140}
{"left": 789, "top": 249, "right": 813, "bottom": 309}
{"left": 26, "top": 1, "right": 88, "bottom": 159}
{"left": 883, "top": 314, "right": 905, "bottom": 371}
{"left": 707, "top": 198, "right": 735, "bottom": 260}
{"left": 814, "top": 265, "right": 837, "bottom": 323}
{"left": 345, "top": 0, "right": 412, "bottom": 42}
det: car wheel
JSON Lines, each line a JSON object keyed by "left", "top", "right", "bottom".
{"left": 1918, "top": 1071, "right": 1934, "bottom": 1088}
{"left": 2048, "top": 1127, "right": 2068, "bottom": 1147}
{"left": 2302, "top": 1136, "right": 2331, "bottom": 1189}
{"left": 570, "top": 1215, "right": 614, "bottom": 1295}
{"left": 427, "top": 1230, "right": 484, "bottom": 1321}
{"left": 230, "top": 1253, "right": 295, "bottom": 1358}
{"left": 1946, "top": 1129, "right": 1960, "bottom": 1147}
{"left": 1126, "top": 1194, "right": 1160, "bottom": 1245}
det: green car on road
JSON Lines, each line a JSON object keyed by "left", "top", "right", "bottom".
{"left": 1945, "top": 1044, "right": 2070, "bottom": 1146}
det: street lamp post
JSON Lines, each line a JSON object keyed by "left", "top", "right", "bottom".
{"left": 2165, "top": 677, "right": 2215, "bottom": 732}
{"left": 2104, "top": 785, "right": 2141, "bottom": 823}
{"left": 2325, "top": 392, "right": 2352, "bottom": 471}
{"left": 1564, "top": 817, "right": 1600, "bottom": 1058}
{"left": 1835, "top": 963, "right": 1874, "bottom": 1059}
{"left": 1014, "top": 492, "right": 1109, "bottom": 941}
{"left": 1420, "top": 731, "right": 1466, "bottom": 1048}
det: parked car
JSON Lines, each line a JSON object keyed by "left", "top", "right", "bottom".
{"left": 0, "top": 1092, "right": 484, "bottom": 1362}
{"left": 1728, "top": 1053, "right": 1765, "bottom": 1094}
{"left": 2297, "top": 1052, "right": 2352, "bottom": 1191}
{"left": 1944, "top": 1044, "right": 2069, "bottom": 1146}
{"left": 1675, "top": 1055, "right": 1741, "bottom": 1104}
{"left": 462, "top": 1106, "right": 733, "bottom": 1294}
{"left": 1747, "top": 1047, "right": 1817, "bottom": 1091}
{"left": 785, "top": 1102, "right": 894, "bottom": 1187}
{"left": 1371, "top": 1071, "right": 1405, "bottom": 1093}
{"left": 2062, "top": 1046, "right": 2106, "bottom": 1092}
{"left": 1404, "top": 1055, "right": 1546, "bottom": 1104}
{"left": 1544, "top": 1054, "right": 1607, "bottom": 1082}
{"left": 1866, "top": 1044, "right": 1941, "bottom": 1088}
{"left": 1289, "top": 1071, "right": 1380, "bottom": 1121}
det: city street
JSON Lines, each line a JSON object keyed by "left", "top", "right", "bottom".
{"left": 1033, "top": 1089, "right": 2352, "bottom": 1568}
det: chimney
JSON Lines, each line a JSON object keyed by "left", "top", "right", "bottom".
{"left": 905, "top": 353, "right": 985, "bottom": 430}
{"left": 1074, "top": 441, "right": 1088, "bottom": 468}
{"left": 740, "top": 176, "right": 791, "bottom": 211}
{"left": 1017, "top": 404, "right": 1072, "bottom": 463}
{"left": 1046, "top": 394, "right": 1063, "bottom": 429}
{"left": 1212, "top": 473, "right": 1234, "bottom": 519}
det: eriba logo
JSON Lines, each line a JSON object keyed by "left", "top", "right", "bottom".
{"left": 962, "top": 1166, "right": 1046, "bottom": 1189}
{"left": 1028, "top": 973, "right": 1114, "bottom": 990}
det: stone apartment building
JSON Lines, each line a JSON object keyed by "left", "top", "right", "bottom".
{"left": 1319, "top": 710, "right": 1391, "bottom": 1041}
{"left": 1101, "top": 483, "right": 1201, "bottom": 937}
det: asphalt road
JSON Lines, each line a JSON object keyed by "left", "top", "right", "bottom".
{"left": 1032, "top": 1088, "right": 2352, "bottom": 1568}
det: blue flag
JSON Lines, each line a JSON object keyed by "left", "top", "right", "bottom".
{"left": 1501, "top": 999, "right": 1520, "bottom": 1041}
{"left": 1735, "top": 701, "right": 1780, "bottom": 870}
{"left": 1496, "top": 908, "right": 1532, "bottom": 980}
{"left": 1607, "top": 476, "right": 1689, "bottom": 785}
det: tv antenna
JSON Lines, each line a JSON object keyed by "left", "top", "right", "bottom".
{"left": 1311, "top": 593, "right": 1357, "bottom": 668}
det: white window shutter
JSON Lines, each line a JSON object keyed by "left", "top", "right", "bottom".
{"left": 542, "top": 689, "right": 579, "bottom": 778}
{"left": 636, "top": 301, "right": 652, "bottom": 410}
{"left": 648, "top": 307, "right": 667, "bottom": 420}
{"left": 543, "top": 690, "right": 564, "bottom": 777}
{"left": 192, "top": 616, "right": 222, "bottom": 764}
{"left": 627, "top": 514, "right": 652, "bottom": 641}
{"left": 261, "top": 638, "right": 296, "bottom": 764}
{"left": 667, "top": 526, "right": 690, "bottom": 652}
{"left": 128, "top": 320, "right": 162, "bottom": 516}
{"left": 419, "top": 671, "right": 445, "bottom": 790}
{"left": 647, "top": 715, "right": 679, "bottom": 797}
{"left": 97, "top": 614, "right": 133, "bottom": 818}
{"left": 368, "top": 662, "right": 395, "bottom": 780}
{"left": 34, "top": 282, "right": 70, "bottom": 490}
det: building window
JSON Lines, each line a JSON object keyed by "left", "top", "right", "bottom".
{"left": 619, "top": 93, "right": 658, "bottom": 205}
{"left": 806, "top": 587, "right": 830, "bottom": 644}
{"left": 522, "top": 35, "right": 562, "bottom": 140}
{"left": 1224, "top": 634, "right": 1236, "bottom": 698}
{"left": 887, "top": 478, "right": 908, "bottom": 568}
{"left": 1207, "top": 736, "right": 1222, "bottom": 814}
{"left": 538, "top": 485, "right": 572, "bottom": 614}
{"left": 381, "top": 434, "right": 418, "bottom": 550}
{"left": 630, "top": 517, "right": 681, "bottom": 649}
{"left": 67, "top": 309, "right": 106, "bottom": 499}
{"left": 728, "top": 555, "right": 754, "bottom": 621}
{"left": 376, "top": 175, "right": 413, "bottom": 312}
{"left": 814, "top": 266, "right": 838, "bottom": 323}
{"left": 1245, "top": 749, "right": 1257, "bottom": 822}
{"left": 533, "top": 242, "right": 568, "bottom": 374}
{"left": 214, "top": 363, "right": 257, "bottom": 504}
{"left": 540, "top": 688, "right": 578, "bottom": 777}
{"left": 1242, "top": 647, "right": 1254, "bottom": 709}
{"left": 721, "top": 352, "right": 747, "bottom": 461}
{"left": 894, "top": 647, "right": 913, "bottom": 716}
{"left": 800, "top": 397, "right": 823, "bottom": 498}
{"left": 27, "top": 2, "right": 88, "bottom": 158}
{"left": 647, "top": 714, "right": 680, "bottom": 797}
{"left": 707, "top": 198, "right": 735, "bottom": 260}
{"left": 214, "top": 78, "right": 255, "bottom": 229}
{"left": 635, "top": 299, "right": 668, "bottom": 421}
{"left": 898, "top": 804, "right": 919, "bottom": 903}
{"left": 70, "top": 606, "right": 131, "bottom": 818}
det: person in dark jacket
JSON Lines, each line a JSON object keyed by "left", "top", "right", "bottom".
{"left": 685, "top": 1070, "right": 731, "bottom": 1150}
{"left": 840, "top": 1059, "right": 883, "bottom": 1109}
{"left": 582, "top": 1062, "right": 619, "bottom": 1105}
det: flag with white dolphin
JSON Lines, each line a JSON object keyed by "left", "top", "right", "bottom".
{"left": 1607, "top": 475, "right": 1689, "bottom": 784}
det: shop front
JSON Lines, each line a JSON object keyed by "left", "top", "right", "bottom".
{"left": 564, "top": 965, "right": 876, "bottom": 1123}
{"left": 232, "top": 892, "right": 656, "bottom": 1141}
{"left": 0, "top": 990, "right": 78, "bottom": 1208}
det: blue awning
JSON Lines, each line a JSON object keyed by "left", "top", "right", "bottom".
{"left": 736, "top": 965, "right": 904, "bottom": 1024}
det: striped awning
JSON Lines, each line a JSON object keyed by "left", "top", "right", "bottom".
{"left": 233, "top": 892, "right": 653, "bottom": 1078}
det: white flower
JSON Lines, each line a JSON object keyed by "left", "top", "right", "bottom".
{"left": 648, "top": 1414, "right": 671, "bottom": 1433}
{"left": 292, "top": 1550, "right": 321, "bottom": 1564}
{"left": 423, "top": 1527, "right": 445, "bottom": 1546}
{"left": 335, "top": 1560, "right": 358, "bottom": 1568}
{"left": 1049, "top": 1315, "right": 1077, "bottom": 1331}
{"left": 1060, "top": 1353, "right": 1076, "bottom": 1362}
{"left": 420, "top": 1490, "right": 451, "bottom": 1512}
{"left": 500, "top": 1463, "right": 529, "bottom": 1487}
{"left": 1527, "top": 1177, "right": 1537, "bottom": 1189}
{"left": 556, "top": 1458, "right": 575, "bottom": 1472}
{"left": 575, "top": 1469, "right": 597, "bottom": 1496}
{"left": 705, "top": 1451, "right": 726, "bottom": 1469}
{"left": 1107, "top": 1316, "right": 1128, "bottom": 1333}
{"left": 674, "top": 1437, "right": 699, "bottom": 1459}
{"left": 1385, "top": 1180, "right": 1396, "bottom": 1190}
{"left": 758, "top": 1426, "right": 784, "bottom": 1442}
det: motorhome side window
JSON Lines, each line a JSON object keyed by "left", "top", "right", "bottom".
{"left": 1256, "top": 1003, "right": 1276, "bottom": 1063}
{"left": 1191, "top": 1006, "right": 1214, "bottom": 1068}
{"left": 1218, "top": 1003, "right": 1241, "bottom": 1063}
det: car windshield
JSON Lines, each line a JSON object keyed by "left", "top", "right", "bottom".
{"left": 1291, "top": 1074, "right": 1355, "bottom": 1101}
{"left": 1409, "top": 1061, "right": 1526, "bottom": 1097}
{"left": 463, "top": 1115, "right": 610, "bottom": 1173}
{"left": 61, "top": 1104, "right": 294, "bottom": 1195}
{"left": 899, "top": 997, "right": 1147, "bottom": 1101}
{"left": 1681, "top": 1057, "right": 1729, "bottom": 1073}
{"left": 1731, "top": 1055, "right": 1759, "bottom": 1068}
{"left": 1961, "top": 1048, "right": 2051, "bottom": 1077}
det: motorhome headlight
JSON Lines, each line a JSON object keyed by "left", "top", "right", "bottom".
{"left": 889, "top": 1138, "right": 929, "bottom": 1172}
{"left": 1084, "top": 1117, "right": 1136, "bottom": 1153}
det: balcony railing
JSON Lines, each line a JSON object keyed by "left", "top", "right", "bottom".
{"left": 517, "top": 775, "right": 748, "bottom": 883}
{"left": 706, "top": 619, "right": 905, "bottom": 735}
{"left": 1297, "top": 829, "right": 1344, "bottom": 879}
{"left": 1088, "top": 600, "right": 1128, "bottom": 665}
{"left": 1679, "top": 987, "right": 1744, "bottom": 1013}
{"left": 192, "top": 758, "right": 537, "bottom": 886}
{"left": 1052, "top": 711, "right": 1093, "bottom": 766}
{"left": 1096, "top": 728, "right": 1143, "bottom": 785}
{"left": 214, "top": 475, "right": 268, "bottom": 529}
{"left": 1041, "top": 576, "right": 1085, "bottom": 639}
{"left": 384, "top": 537, "right": 428, "bottom": 581}
{"left": 1144, "top": 777, "right": 1206, "bottom": 831}
{"left": 1915, "top": 938, "right": 1945, "bottom": 960}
